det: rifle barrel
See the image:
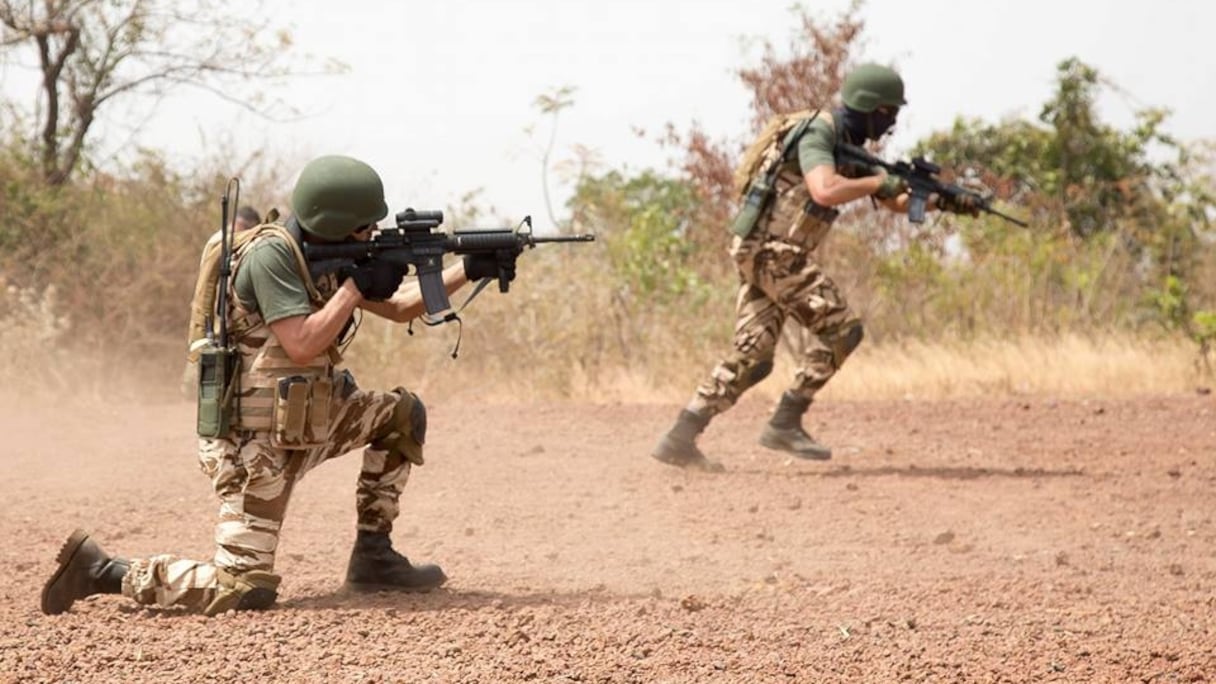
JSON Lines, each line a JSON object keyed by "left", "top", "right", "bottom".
{"left": 985, "top": 207, "right": 1029, "bottom": 228}
{"left": 533, "top": 234, "right": 596, "bottom": 243}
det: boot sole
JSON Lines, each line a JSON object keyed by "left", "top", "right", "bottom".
{"left": 651, "top": 442, "right": 726, "bottom": 473}
{"left": 40, "top": 529, "right": 90, "bottom": 615}
{"left": 342, "top": 580, "right": 446, "bottom": 594}
{"left": 758, "top": 434, "right": 832, "bottom": 460}
{"left": 651, "top": 452, "right": 726, "bottom": 473}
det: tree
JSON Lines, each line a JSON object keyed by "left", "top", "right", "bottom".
{"left": 917, "top": 58, "right": 1211, "bottom": 242}
{"left": 530, "top": 85, "right": 577, "bottom": 231}
{"left": 916, "top": 57, "right": 1215, "bottom": 354}
{"left": 0, "top": 0, "right": 323, "bottom": 186}
{"left": 667, "top": 2, "right": 867, "bottom": 230}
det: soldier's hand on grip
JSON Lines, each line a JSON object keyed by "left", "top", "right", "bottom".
{"left": 873, "top": 172, "right": 909, "bottom": 200}
{"left": 341, "top": 259, "right": 407, "bottom": 301}
{"left": 463, "top": 250, "right": 519, "bottom": 284}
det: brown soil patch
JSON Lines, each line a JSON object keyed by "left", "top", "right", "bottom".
{"left": 2, "top": 395, "right": 1213, "bottom": 682}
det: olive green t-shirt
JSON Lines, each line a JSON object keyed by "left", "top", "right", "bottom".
{"left": 796, "top": 116, "right": 838, "bottom": 173}
{"left": 233, "top": 236, "right": 312, "bottom": 324}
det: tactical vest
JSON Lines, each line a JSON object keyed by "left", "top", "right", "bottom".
{"left": 732, "top": 109, "right": 842, "bottom": 251}
{"left": 224, "top": 224, "right": 342, "bottom": 443}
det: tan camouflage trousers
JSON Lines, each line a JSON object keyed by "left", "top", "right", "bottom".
{"left": 688, "top": 233, "right": 861, "bottom": 417}
{"left": 122, "top": 385, "right": 410, "bottom": 611}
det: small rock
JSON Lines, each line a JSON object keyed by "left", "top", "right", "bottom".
{"left": 933, "top": 531, "right": 955, "bottom": 545}
{"left": 1168, "top": 563, "right": 1185, "bottom": 576}
{"left": 680, "top": 595, "right": 706, "bottom": 612}
{"left": 1055, "top": 552, "right": 1070, "bottom": 566}
{"left": 747, "top": 505, "right": 759, "bottom": 513}
{"left": 1167, "top": 468, "right": 1181, "bottom": 478}
{"left": 464, "top": 527, "right": 475, "bottom": 536}
{"left": 845, "top": 483, "right": 859, "bottom": 491}
{"left": 671, "top": 485, "right": 684, "bottom": 493}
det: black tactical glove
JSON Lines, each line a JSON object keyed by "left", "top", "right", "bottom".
{"left": 340, "top": 259, "right": 407, "bottom": 301}
{"left": 463, "top": 249, "right": 519, "bottom": 285}
{"left": 935, "top": 192, "right": 983, "bottom": 217}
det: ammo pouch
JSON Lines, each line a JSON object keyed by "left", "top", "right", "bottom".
{"left": 786, "top": 199, "right": 840, "bottom": 250}
{"left": 731, "top": 178, "right": 772, "bottom": 238}
{"left": 271, "top": 374, "right": 333, "bottom": 449}
{"left": 197, "top": 346, "right": 238, "bottom": 439}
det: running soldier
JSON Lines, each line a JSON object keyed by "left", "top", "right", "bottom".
{"left": 652, "top": 64, "right": 980, "bottom": 472}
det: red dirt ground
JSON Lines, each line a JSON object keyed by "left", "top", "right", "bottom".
{"left": 1, "top": 394, "right": 1213, "bottom": 682}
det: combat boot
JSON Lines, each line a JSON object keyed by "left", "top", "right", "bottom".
{"left": 344, "top": 531, "right": 447, "bottom": 593}
{"left": 41, "top": 529, "right": 129, "bottom": 615}
{"left": 759, "top": 392, "right": 832, "bottom": 460}
{"left": 651, "top": 409, "right": 725, "bottom": 473}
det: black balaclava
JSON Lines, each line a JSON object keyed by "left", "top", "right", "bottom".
{"left": 839, "top": 106, "right": 897, "bottom": 143}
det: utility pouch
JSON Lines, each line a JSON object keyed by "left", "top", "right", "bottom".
{"left": 789, "top": 199, "right": 840, "bottom": 250}
{"left": 271, "top": 375, "right": 332, "bottom": 449}
{"left": 197, "top": 346, "right": 238, "bottom": 438}
{"left": 731, "top": 179, "right": 772, "bottom": 238}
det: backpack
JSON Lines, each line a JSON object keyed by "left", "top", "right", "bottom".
{"left": 732, "top": 109, "right": 832, "bottom": 197}
{"left": 185, "top": 211, "right": 319, "bottom": 362}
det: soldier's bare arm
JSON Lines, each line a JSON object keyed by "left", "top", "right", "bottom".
{"left": 804, "top": 165, "right": 886, "bottom": 207}
{"left": 268, "top": 280, "right": 364, "bottom": 364}
{"left": 360, "top": 261, "right": 471, "bottom": 323}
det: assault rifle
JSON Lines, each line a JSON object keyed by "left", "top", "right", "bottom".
{"left": 304, "top": 209, "right": 595, "bottom": 324}
{"left": 837, "top": 143, "right": 1028, "bottom": 227}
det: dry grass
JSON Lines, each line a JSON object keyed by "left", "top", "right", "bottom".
{"left": 340, "top": 318, "right": 1208, "bottom": 404}
{"left": 1, "top": 280, "right": 1205, "bottom": 406}
{"left": 807, "top": 333, "right": 1205, "bottom": 401}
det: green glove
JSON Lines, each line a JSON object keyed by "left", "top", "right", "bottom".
{"left": 873, "top": 173, "right": 908, "bottom": 200}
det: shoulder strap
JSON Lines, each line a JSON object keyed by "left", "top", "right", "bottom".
{"left": 760, "top": 110, "right": 824, "bottom": 186}
{"left": 237, "top": 222, "right": 325, "bottom": 306}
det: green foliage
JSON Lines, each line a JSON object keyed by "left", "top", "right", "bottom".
{"left": 0, "top": 138, "right": 291, "bottom": 369}
{"left": 918, "top": 57, "right": 1212, "bottom": 243}
{"left": 1147, "top": 275, "right": 1216, "bottom": 369}
{"left": 569, "top": 170, "right": 714, "bottom": 306}
{"left": 907, "top": 56, "right": 1214, "bottom": 362}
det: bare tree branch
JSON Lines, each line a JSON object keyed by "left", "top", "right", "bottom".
{"left": 0, "top": 0, "right": 337, "bottom": 185}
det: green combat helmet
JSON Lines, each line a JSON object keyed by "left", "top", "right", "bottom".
{"left": 291, "top": 155, "right": 389, "bottom": 240}
{"left": 841, "top": 64, "right": 907, "bottom": 112}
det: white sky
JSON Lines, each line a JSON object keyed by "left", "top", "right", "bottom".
{"left": 3, "top": 0, "right": 1213, "bottom": 228}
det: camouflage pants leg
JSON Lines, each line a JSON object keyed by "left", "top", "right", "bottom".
{"left": 123, "top": 433, "right": 302, "bottom": 610}
{"left": 123, "top": 384, "right": 409, "bottom": 610}
{"left": 303, "top": 386, "right": 412, "bottom": 534}
{"left": 688, "top": 282, "right": 784, "bottom": 417}
{"left": 689, "top": 236, "right": 861, "bottom": 414}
